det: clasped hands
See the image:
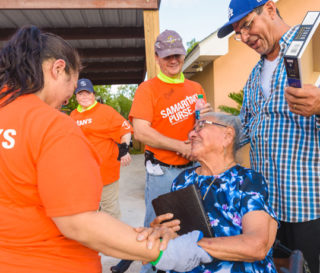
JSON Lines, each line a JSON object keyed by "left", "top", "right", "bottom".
{"left": 135, "top": 213, "right": 180, "bottom": 252}
{"left": 134, "top": 213, "right": 212, "bottom": 272}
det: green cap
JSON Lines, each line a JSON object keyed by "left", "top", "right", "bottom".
{"left": 198, "top": 94, "right": 203, "bottom": 99}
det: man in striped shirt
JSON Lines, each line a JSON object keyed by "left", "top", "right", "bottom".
{"left": 218, "top": 0, "right": 320, "bottom": 272}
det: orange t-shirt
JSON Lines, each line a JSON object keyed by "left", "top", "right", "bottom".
{"left": 0, "top": 94, "right": 103, "bottom": 273}
{"left": 129, "top": 77, "right": 206, "bottom": 165}
{"left": 70, "top": 103, "right": 133, "bottom": 185}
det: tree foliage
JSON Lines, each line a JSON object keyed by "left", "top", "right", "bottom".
{"left": 218, "top": 90, "right": 244, "bottom": 116}
{"left": 186, "top": 38, "right": 199, "bottom": 54}
{"left": 117, "top": 84, "right": 136, "bottom": 100}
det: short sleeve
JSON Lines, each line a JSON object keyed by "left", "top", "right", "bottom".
{"left": 37, "top": 120, "right": 103, "bottom": 217}
{"left": 239, "top": 171, "right": 277, "bottom": 221}
{"left": 104, "top": 106, "right": 133, "bottom": 142}
{"left": 129, "top": 81, "right": 154, "bottom": 123}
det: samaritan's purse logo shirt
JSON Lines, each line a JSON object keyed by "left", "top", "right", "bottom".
{"left": 71, "top": 102, "right": 133, "bottom": 185}
{"left": 0, "top": 93, "right": 102, "bottom": 273}
{"left": 129, "top": 76, "right": 206, "bottom": 165}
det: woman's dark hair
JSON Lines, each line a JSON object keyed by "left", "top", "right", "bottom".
{"left": 0, "top": 25, "right": 81, "bottom": 107}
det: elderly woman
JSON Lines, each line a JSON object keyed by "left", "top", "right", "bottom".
{"left": 149, "top": 112, "right": 278, "bottom": 272}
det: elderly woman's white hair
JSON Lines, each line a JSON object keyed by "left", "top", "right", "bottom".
{"left": 202, "top": 112, "right": 242, "bottom": 156}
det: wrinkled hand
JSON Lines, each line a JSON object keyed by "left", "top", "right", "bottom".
{"left": 154, "top": 230, "right": 213, "bottom": 272}
{"left": 199, "top": 103, "right": 213, "bottom": 117}
{"left": 135, "top": 213, "right": 180, "bottom": 257}
{"left": 120, "top": 153, "right": 131, "bottom": 166}
{"left": 150, "top": 213, "right": 180, "bottom": 233}
{"left": 284, "top": 84, "right": 320, "bottom": 117}
{"left": 176, "top": 140, "right": 197, "bottom": 161}
{"left": 135, "top": 225, "right": 177, "bottom": 252}
{"left": 176, "top": 140, "right": 192, "bottom": 160}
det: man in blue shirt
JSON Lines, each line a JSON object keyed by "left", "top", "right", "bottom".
{"left": 218, "top": 0, "right": 320, "bottom": 272}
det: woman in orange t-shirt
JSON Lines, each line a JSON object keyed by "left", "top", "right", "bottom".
{"left": 0, "top": 26, "right": 174, "bottom": 273}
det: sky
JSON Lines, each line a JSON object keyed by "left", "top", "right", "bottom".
{"left": 159, "top": 0, "right": 230, "bottom": 48}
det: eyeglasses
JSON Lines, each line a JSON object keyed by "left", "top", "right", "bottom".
{"left": 234, "top": 13, "right": 256, "bottom": 41}
{"left": 191, "top": 120, "right": 227, "bottom": 133}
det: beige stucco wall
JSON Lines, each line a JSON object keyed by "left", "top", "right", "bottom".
{"left": 190, "top": 62, "right": 215, "bottom": 105}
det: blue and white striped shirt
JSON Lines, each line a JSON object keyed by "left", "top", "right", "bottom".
{"left": 240, "top": 26, "right": 320, "bottom": 222}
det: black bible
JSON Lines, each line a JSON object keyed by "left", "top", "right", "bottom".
{"left": 152, "top": 184, "right": 214, "bottom": 237}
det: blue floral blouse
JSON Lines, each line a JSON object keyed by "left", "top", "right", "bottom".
{"left": 171, "top": 165, "right": 277, "bottom": 273}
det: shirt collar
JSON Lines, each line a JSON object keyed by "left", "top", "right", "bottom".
{"left": 258, "top": 25, "right": 300, "bottom": 66}
{"left": 77, "top": 100, "right": 97, "bottom": 112}
{"left": 279, "top": 25, "right": 300, "bottom": 56}
{"left": 157, "top": 71, "right": 185, "bottom": 84}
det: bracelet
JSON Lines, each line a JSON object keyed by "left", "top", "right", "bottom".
{"left": 150, "top": 249, "right": 163, "bottom": 266}
{"left": 150, "top": 238, "right": 163, "bottom": 266}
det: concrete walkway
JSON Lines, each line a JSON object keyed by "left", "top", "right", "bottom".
{"left": 101, "top": 154, "right": 145, "bottom": 273}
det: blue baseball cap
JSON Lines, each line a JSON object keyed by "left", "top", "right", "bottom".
{"left": 217, "top": 0, "right": 268, "bottom": 38}
{"left": 75, "top": 78, "right": 94, "bottom": 94}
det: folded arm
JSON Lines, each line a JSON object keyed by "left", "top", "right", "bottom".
{"left": 198, "top": 210, "right": 277, "bottom": 262}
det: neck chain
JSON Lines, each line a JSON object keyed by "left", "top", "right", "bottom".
{"left": 199, "top": 161, "right": 236, "bottom": 201}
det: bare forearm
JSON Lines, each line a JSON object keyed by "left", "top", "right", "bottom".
{"left": 53, "top": 211, "right": 159, "bottom": 262}
{"left": 136, "top": 127, "right": 183, "bottom": 151}
{"left": 120, "top": 132, "right": 131, "bottom": 145}
{"left": 199, "top": 210, "right": 277, "bottom": 262}
{"left": 132, "top": 118, "right": 192, "bottom": 159}
{"left": 133, "top": 120, "right": 185, "bottom": 152}
{"left": 198, "top": 234, "right": 270, "bottom": 262}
